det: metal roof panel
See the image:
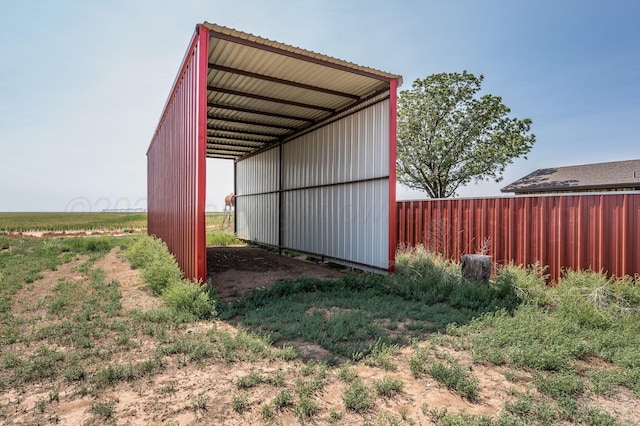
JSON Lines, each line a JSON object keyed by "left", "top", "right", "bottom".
{"left": 201, "top": 22, "right": 401, "bottom": 159}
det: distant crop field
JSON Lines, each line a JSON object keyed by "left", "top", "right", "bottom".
{"left": 0, "top": 212, "right": 147, "bottom": 232}
{"left": 0, "top": 212, "right": 232, "bottom": 232}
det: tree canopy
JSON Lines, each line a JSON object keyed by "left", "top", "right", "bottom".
{"left": 396, "top": 71, "right": 535, "bottom": 198}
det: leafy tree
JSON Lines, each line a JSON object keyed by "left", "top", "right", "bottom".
{"left": 396, "top": 71, "right": 535, "bottom": 198}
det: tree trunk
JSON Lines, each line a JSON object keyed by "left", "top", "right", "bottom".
{"left": 461, "top": 254, "right": 491, "bottom": 283}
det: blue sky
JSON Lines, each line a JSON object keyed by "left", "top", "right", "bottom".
{"left": 1, "top": 0, "right": 639, "bottom": 211}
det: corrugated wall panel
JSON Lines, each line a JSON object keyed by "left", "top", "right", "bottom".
{"left": 282, "top": 100, "right": 389, "bottom": 188}
{"left": 235, "top": 146, "right": 280, "bottom": 245}
{"left": 397, "top": 193, "right": 640, "bottom": 282}
{"left": 235, "top": 146, "right": 280, "bottom": 194}
{"left": 147, "top": 26, "right": 208, "bottom": 281}
{"left": 280, "top": 100, "right": 390, "bottom": 270}
{"left": 281, "top": 180, "right": 389, "bottom": 269}
{"left": 236, "top": 193, "right": 279, "bottom": 245}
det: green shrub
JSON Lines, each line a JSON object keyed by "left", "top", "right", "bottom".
{"left": 141, "top": 255, "right": 183, "bottom": 295}
{"left": 126, "top": 235, "right": 168, "bottom": 269}
{"left": 272, "top": 390, "right": 294, "bottom": 409}
{"left": 494, "top": 262, "right": 552, "bottom": 307}
{"left": 294, "top": 395, "right": 318, "bottom": 419}
{"left": 428, "top": 360, "right": 480, "bottom": 401}
{"left": 231, "top": 393, "right": 249, "bottom": 412}
{"left": 534, "top": 371, "right": 584, "bottom": 399}
{"left": 342, "top": 380, "right": 374, "bottom": 412}
{"left": 161, "top": 281, "right": 216, "bottom": 320}
{"left": 373, "top": 376, "right": 404, "bottom": 397}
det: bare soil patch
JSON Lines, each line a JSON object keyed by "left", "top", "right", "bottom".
{"left": 207, "top": 246, "right": 352, "bottom": 300}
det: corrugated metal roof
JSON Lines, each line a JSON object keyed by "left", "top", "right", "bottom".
{"left": 202, "top": 22, "right": 402, "bottom": 160}
{"left": 501, "top": 159, "right": 640, "bottom": 193}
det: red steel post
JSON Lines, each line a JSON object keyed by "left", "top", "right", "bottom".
{"left": 388, "top": 79, "right": 398, "bottom": 272}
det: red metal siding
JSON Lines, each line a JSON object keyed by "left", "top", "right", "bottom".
{"left": 388, "top": 79, "right": 398, "bottom": 272}
{"left": 397, "top": 194, "right": 640, "bottom": 282}
{"left": 147, "top": 26, "right": 209, "bottom": 282}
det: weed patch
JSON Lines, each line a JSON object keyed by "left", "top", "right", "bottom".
{"left": 342, "top": 380, "right": 374, "bottom": 412}
{"left": 373, "top": 376, "right": 404, "bottom": 397}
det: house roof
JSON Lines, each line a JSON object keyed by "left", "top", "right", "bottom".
{"left": 202, "top": 23, "right": 402, "bottom": 160}
{"left": 501, "top": 159, "right": 640, "bottom": 193}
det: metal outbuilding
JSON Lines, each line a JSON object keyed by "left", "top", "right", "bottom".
{"left": 147, "top": 22, "right": 401, "bottom": 281}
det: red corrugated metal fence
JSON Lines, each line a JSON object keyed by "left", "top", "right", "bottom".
{"left": 147, "top": 26, "right": 208, "bottom": 282}
{"left": 397, "top": 194, "right": 640, "bottom": 282}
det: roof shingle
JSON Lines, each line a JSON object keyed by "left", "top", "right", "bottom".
{"left": 501, "top": 159, "right": 640, "bottom": 193}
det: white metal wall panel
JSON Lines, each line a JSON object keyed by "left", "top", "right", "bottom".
{"left": 281, "top": 100, "right": 390, "bottom": 270}
{"left": 281, "top": 180, "right": 389, "bottom": 269}
{"left": 236, "top": 147, "right": 279, "bottom": 194}
{"left": 282, "top": 100, "right": 389, "bottom": 189}
{"left": 236, "top": 193, "right": 279, "bottom": 245}
{"left": 235, "top": 147, "right": 280, "bottom": 245}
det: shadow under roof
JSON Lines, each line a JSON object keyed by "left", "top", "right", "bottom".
{"left": 203, "top": 22, "right": 402, "bottom": 160}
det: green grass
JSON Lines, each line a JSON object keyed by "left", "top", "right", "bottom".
{"left": 1, "top": 232, "right": 638, "bottom": 425}
{"left": 0, "top": 212, "right": 146, "bottom": 232}
{"left": 206, "top": 230, "right": 242, "bottom": 246}
{"left": 218, "top": 258, "right": 519, "bottom": 358}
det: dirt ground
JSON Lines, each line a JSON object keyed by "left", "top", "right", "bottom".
{"left": 3, "top": 246, "right": 639, "bottom": 425}
{"left": 207, "top": 246, "right": 353, "bottom": 300}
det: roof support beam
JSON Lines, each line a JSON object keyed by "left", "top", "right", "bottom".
{"left": 208, "top": 63, "right": 360, "bottom": 100}
{"left": 207, "top": 133, "right": 274, "bottom": 143}
{"left": 207, "top": 114, "right": 298, "bottom": 131}
{"left": 207, "top": 126, "right": 281, "bottom": 138}
{"left": 208, "top": 102, "right": 314, "bottom": 122}
{"left": 205, "top": 152, "right": 239, "bottom": 159}
{"left": 208, "top": 86, "right": 335, "bottom": 113}
{"left": 206, "top": 144, "right": 262, "bottom": 153}
{"left": 206, "top": 145, "right": 253, "bottom": 153}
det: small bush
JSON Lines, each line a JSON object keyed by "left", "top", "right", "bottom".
{"left": 294, "top": 395, "right": 318, "bottom": 419}
{"left": 428, "top": 360, "right": 480, "bottom": 401}
{"left": 364, "top": 339, "right": 399, "bottom": 371}
{"left": 261, "top": 404, "right": 274, "bottom": 419}
{"left": 236, "top": 371, "right": 262, "bottom": 389}
{"left": 141, "top": 256, "right": 182, "bottom": 295}
{"left": 495, "top": 262, "right": 552, "bottom": 307}
{"left": 373, "top": 376, "right": 404, "bottom": 397}
{"left": 91, "top": 398, "right": 118, "bottom": 419}
{"left": 342, "top": 380, "right": 374, "bottom": 412}
{"left": 338, "top": 364, "right": 359, "bottom": 383}
{"left": 272, "top": 390, "right": 294, "bottom": 409}
{"left": 161, "top": 281, "right": 216, "bottom": 320}
{"left": 231, "top": 393, "right": 249, "bottom": 413}
{"left": 126, "top": 235, "right": 168, "bottom": 269}
{"left": 534, "top": 371, "right": 584, "bottom": 399}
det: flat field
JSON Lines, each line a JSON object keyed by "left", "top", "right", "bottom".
{"left": 0, "top": 212, "right": 231, "bottom": 233}
{"left": 0, "top": 219, "right": 638, "bottom": 425}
